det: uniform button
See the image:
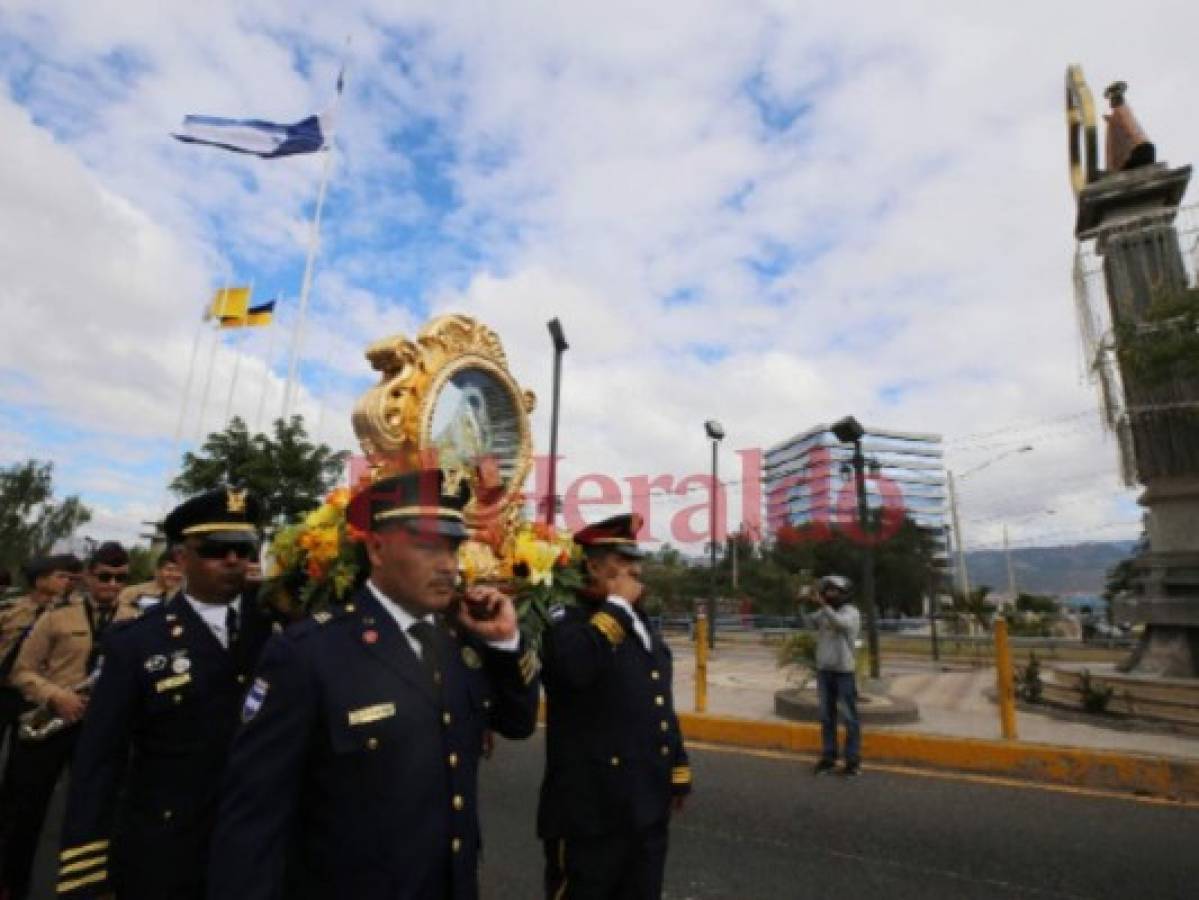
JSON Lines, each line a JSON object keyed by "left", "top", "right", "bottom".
{"left": 651, "top": 670, "right": 661, "bottom": 680}
{"left": 482, "top": 699, "right": 492, "bottom": 709}
{"left": 442, "top": 712, "right": 452, "bottom": 726}
{"left": 451, "top": 837, "right": 462, "bottom": 853}
{"left": 660, "top": 720, "right": 670, "bottom": 732}
{"left": 660, "top": 745, "right": 670, "bottom": 757}
{"left": 448, "top": 753, "right": 459, "bottom": 768}
{"left": 162, "top": 809, "right": 173, "bottom": 822}
{"left": 366, "top": 737, "right": 379, "bottom": 751}
{"left": 173, "top": 695, "right": 183, "bottom": 705}
{"left": 655, "top": 695, "right": 665, "bottom": 707}
{"left": 610, "top": 756, "right": 621, "bottom": 767}
{"left": 237, "top": 674, "right": 246, "bottom": 685}
{"left": 433, "top": 671, "right": 442, "bottom": 685}
{"left": 452, "top": 795, "right": 465, "bottom": 811}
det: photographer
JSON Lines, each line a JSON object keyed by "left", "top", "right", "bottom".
{"left": 805, "top": 575, "right": 862, "bottom": 776}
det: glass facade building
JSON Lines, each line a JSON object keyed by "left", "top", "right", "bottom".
{"left": 764, "top": 425, "right": 948, "bottom": 557}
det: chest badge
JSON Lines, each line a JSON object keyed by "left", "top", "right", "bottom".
{"left": 362, "top": 629, "right": 379, "bottom": 645}
{"left": 461, "top": 646, "right": 482, "bottom": 670}
{"left": 170, "top": 625, "right": 184, "bottom": 638}
{"left": 242, "top": 677, "right": 269, "bottom": 723}
{"left": 144, "top": 654, "right": 167, "bottom": 673}
{"left": 171, "top": 656, "right": 191, "bottom": 674}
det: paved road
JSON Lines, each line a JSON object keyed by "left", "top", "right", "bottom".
{"left": 477, "top": 734, "right": 1199, "bottom": 900}
{"left": 27, "top": 733, "right": 1199, "bottom": 899}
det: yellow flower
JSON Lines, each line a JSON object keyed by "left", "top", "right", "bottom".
{"left": 304, "top": 503, "right": 340, "bottom": 530}
{"left": 514, "top": 531, "right": 559, "bottom": 587}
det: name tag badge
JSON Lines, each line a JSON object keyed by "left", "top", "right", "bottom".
{"left": 348, "top": 703, "right": 396, "bottom": 726}
{"left": 155, "top": 673, "right": 191, "bottom": 693}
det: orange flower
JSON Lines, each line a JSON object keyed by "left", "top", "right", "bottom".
{"left": 325, "top": 487, "right": 351, "bottom": 509}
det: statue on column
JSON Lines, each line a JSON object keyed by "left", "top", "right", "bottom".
{"left": 1067, "top": 66, "right": 1199, "bottom": 678}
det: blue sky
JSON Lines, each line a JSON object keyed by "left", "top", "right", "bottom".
{"left": 1, "top": 0, "right": 1194, "bottom": 550}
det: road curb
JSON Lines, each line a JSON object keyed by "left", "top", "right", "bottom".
{"left": 677, "top": 712, "right": 1199, "bottom": 801}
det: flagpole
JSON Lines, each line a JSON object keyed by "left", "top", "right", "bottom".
{"left": 254, "top": 312, "right": 279, "bottom": 433}
{"left": 222, "top": 281, "right": 254, "bottom": 427}
{"left": 223, "top": 327, "right": 246, "bottom": 426}
{"left": 163, "top": 310, "right": 205, "bottom": 513}
{"left": 195, "top": 326, "right": 221, "bottom": 444}
{"left": 281, "top": 145, "right": 334, "bottom": 421}
{"left": 281, "top": 52, "right": 347, "bottom": 421}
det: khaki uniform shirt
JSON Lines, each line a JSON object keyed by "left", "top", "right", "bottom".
{"left": 0, "top": 596, "right": 51, "bottom": 682}
{"left": 11, "top": 597, "right": 139, "bottom": 705}
{"left": 118, "top": 579, "right": 170, "bottom": 608}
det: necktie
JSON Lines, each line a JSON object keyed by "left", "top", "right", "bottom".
{"left": 407, "top": 621, "right": 442, "bottom": 689}
{"left": 226, "top": 606, "right": 240, "bottom": 649}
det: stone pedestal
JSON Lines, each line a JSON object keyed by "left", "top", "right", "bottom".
{"left": 1116, "top": 477, "right": 1199, "bottom": 675}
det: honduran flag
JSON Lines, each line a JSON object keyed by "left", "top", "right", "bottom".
{"left": 172, "top": 111, "right": 332, "bottom": 158}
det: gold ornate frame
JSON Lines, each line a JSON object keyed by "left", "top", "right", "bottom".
{"left": 351, "top": 314, "right": 536, "bottom": 531}
{"left": 1066, "top": 65, "right": 1099, "bottom": 197}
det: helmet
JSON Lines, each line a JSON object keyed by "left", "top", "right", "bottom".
{"left": 819, "top": 575, "right": 852, "bottom": 594}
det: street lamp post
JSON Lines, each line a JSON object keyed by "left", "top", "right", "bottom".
{"left": 948, "top": 445, "right": 1033, "bottom": 602}
{"left": 705, "top": 419, "right": 725, "bottom": 649}
{"left": 545, "top": 319, "right": 569, "bottom": 526}
{"left": 831, "top": 415, "right": 881, "bottom": 679}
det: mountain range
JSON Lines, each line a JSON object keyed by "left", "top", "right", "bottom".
{"left": 962, "top": 540, "right": 1137, "bottom": 596}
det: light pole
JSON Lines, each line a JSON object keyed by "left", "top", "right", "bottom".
{"left": 831, "top": 415, "right": 881, "bottom": 679}
{"left": 948, "top": 445, "right": 1033, "bottom": 603}
{"left": 705, "top": 419, "right": 724, "bottom": 649}
{"left": 545, "top": 319, "right": 569, "bottom": 526}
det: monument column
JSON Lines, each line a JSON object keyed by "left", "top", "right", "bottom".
{"left": 1068, "top": 68, "right": 1199, "bottom": 676}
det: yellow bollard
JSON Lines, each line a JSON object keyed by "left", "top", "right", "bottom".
{"left": 695, "top": 615, "right": 709, "bottom": 714}
{"left": 993, "top": 618, "right": 1018, "bottom": 740}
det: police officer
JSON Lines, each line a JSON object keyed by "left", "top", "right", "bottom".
{"left": 0, "top": 543, "right": 138, "bottom": 899}
{"left": 117, "top": 549, "right": 183, "bottom": 611}
{"left": 207, "top": 469, "right": 540, "bottom": 900}
{"left": 55, "top": 488, "right": 277, "bottom": 899}
{"left": 538, "top": 513, "right": 692, "bottom": 900}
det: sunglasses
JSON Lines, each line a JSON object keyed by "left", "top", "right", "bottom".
{"left": 93, "top": 572, "right": 129, "bottom": 584}
{"left": 194, "top": 541, "right": 259, "bottom": 561}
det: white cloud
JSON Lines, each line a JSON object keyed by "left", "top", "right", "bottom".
{"left": 2, "top": 1, "right": 1196, "bottom": 553}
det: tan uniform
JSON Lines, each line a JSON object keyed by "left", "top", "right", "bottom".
{"left": 11, "top": 597, "right": 139, "bottom": 706}
{"left": 118, "top": 579, "right": 170, "bottom": 608}
{"left": 0, "top": 596, "right": 51, "bottom": 680}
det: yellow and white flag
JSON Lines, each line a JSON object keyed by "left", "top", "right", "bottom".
{"left": 205, "top": 286, "right": 252, "bottom": 326}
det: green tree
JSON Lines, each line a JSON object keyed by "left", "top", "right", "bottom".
{"left": 1015, "top": 592, "right": 1058, "bottom": 614}
{"left": 765, "top": 517, "right": 941, "bottom": 618}
{"left": 172, "top": 416, "right": 348, "bottom": 527}
{"left": 0, "top": 460, "right": 92, "bottom": 581}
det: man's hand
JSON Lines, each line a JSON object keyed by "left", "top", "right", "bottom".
{"left": 606, "top": 570, "right": 644, "bottom": 604}
{"left": 51, "top": 690, "right": 87, "bottom": 724}
{"left": 455, "top": 586, "right": 518, "bottom": 643}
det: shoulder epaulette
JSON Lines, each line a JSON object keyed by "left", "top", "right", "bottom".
{"left": 589, "top": 610, "right": 626, "bottom": 647}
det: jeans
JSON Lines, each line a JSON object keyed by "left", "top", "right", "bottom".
{"left": 816, "top": 669, "right": 860, "bottom": 765}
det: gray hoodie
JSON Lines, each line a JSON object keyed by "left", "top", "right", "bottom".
{"left": 809, "top": 603, "right": 861, "bottom": 673}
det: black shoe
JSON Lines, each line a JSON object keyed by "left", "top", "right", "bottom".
{"left": 841, "top": 762, "right": 861, "bottom": 777}
{"left": 813, "top": 758, "right": 837, "bottom": 775}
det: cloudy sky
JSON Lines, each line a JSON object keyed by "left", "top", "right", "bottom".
{"left": 1, "top": 0, "right": 1196, "bottom": 554}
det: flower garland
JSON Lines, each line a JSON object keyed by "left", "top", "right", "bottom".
{"left": 265, "top": 488, "right": 582, "bottom": 646}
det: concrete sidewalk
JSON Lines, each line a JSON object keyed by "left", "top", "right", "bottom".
{"left": 668, "top": 637, "right": 1199, "bottom": 761}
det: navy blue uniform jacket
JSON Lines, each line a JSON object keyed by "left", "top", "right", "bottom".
{"left": 57, "top": 592, "right": 276, "bottom": 898}
{"left": 537, "top": 599, "right": 692, "bottom": 840}
{"left": 206, "top": 586, "right": 540, "bottom": 900}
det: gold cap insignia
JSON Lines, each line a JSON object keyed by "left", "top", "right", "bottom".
{"left": 226, "top": 488, "right": 247, "bottom": 514}
{"left": 441, "top": 467, "right": 466, "bottom": 499}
